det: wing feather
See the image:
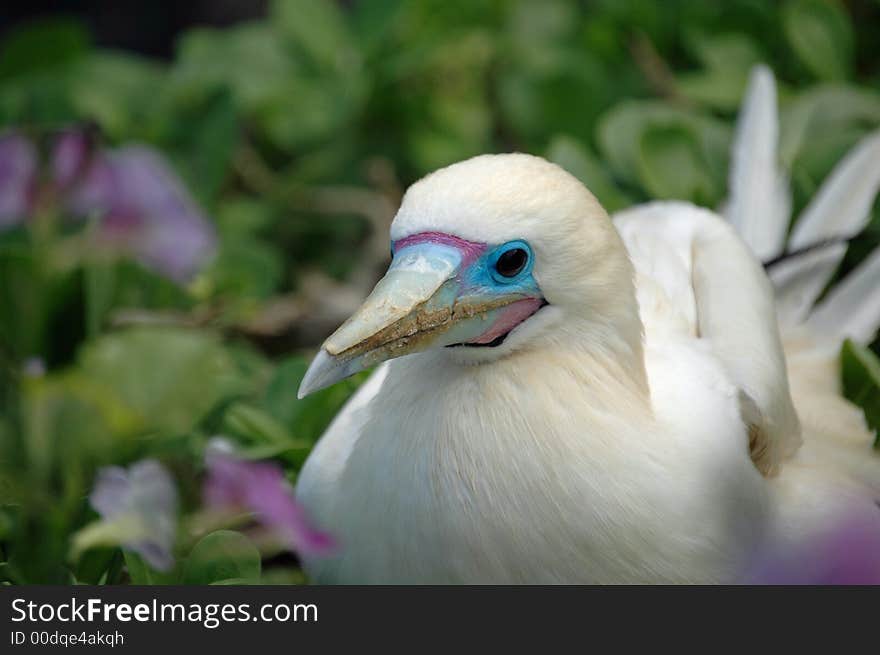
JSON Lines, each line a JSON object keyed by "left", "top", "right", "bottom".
{"left": 807, "top": 247, "right": 880, "bottom": 344}
{"left": 790, "top": 131, "right": 880, "bottom": 250}
{"left": 724, "top": 65, "right": 791, "bottom": 261}
{"left": 768, "top": 243, "right": 847, "bottom": 326}
{"left": 615, "top": 202, "right": 801, "bottom": 474}
{"left": 778, "top": 130, "right": 880, "bottom": 309}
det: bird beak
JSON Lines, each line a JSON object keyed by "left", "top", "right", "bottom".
{"left": 298, "top": 242, "right": 530, "bottom": 397}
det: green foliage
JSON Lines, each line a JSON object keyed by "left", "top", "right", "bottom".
{"left": 782, "top": 0, "right": 853, "bottom": 81}
{"left": 265, "top": 357, "right": 369, "bottom": 445}
{"left": 68, "top": 52, "right": 167, "bottom": 139}
{"left": 1, "top": 0, "right": 879, "bottom": 585}
{"left": 78, "top": 328, "right": 248, "bottom": 435}
{"left": 0, "top": 19, "right": 91, "bottom": 80}
{"left": 676, "top": 33, "right": 762, "bottom": 110}
{"left": 597, "top": 101, "right": 731, "bottom": 204}
{"left": 183, "top": 531, "right": 261, "bottom": 585}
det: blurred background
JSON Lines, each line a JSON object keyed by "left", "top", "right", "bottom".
{"left": 1, "top": 0, "right": 879, "bottom": 584}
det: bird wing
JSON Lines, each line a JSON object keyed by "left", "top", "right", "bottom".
{"left": 719, "top": 65, "right": 880, "bottom": 522}
{"left": 614, "top": 201, "right": 801, "bottom": 475}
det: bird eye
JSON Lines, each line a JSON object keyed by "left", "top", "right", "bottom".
{"left": 494, "top": 247, "right": 529, "bottom": 278}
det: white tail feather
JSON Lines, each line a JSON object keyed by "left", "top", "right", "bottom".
{"left": 788, "top": 130, "right": 880, "bottom": 251}
{"left": 725, "top": 65, "right": 791, "bottom": 261}
{"left": 807, "top": 247, "right": 880, "bottom": 344}
{"left": 775, "top": 130, "right": 880, "bottom": 325}
{"left": 768, "top": 243, "right": 846, "bottom": 326}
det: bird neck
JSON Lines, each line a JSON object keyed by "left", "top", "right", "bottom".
{"left": 514, "top": 308, "right": 651, "bottom": 411}
{"left": 550, "top": 250, "right": 650, "bottom": 403}
{"left": 389, "top": 295, "right": 653, "bottom": 440}
{"left": 543, "top": 214, "right": 650, "bottom": 402}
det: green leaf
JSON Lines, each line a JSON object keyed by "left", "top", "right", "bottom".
{"left": 172, "top": 21, "right": 365, "bottom": 150}
{"left": 792, "top": 125, "right": 865, "bottom": 191}
{"left": 68, "top": 52, "right": 167, "bottom": 138}
{"left": 0, "top": 19, "right": 92, "bottom": 126}
{"left": 265, "top": 357, "right": 310, "bottom": 427}
{"left": 0, "top": 240, "right": 46, "bottom": 360}
{"left": 676, "top": 33, "right": 761, "bottom": 110}
{"left": 171, "top": 24, "right": 298, "bottom": 111}
{"left": 106, "top": 259, "right": 192, "bottom": 312}
{"left": 782, "top": 0, "right": 853, "bottom": 81}
{"left": 265, "top": 356, "right": 367, "bottom": 443}
{"left": 271, "top": 0, "right": 359, "bottom": 72}
{"left": 124, "top": 551, "right": 176, "bottom": 585}
{"left": 637, "top": 124, "right": 716, "bottom": 204}
{"left": 841, "top": 340, "right": 880, "bottom": 447}
{"left": 779, "top": 84, "right": 880, "bottom": 167}
{"left": 21, "top": 372, "right": 141, "bottom": 489}
{"left": 216, "top": 197, "right": 276, "bottom": 236}
{"left": 597, "top": 101, "right": 731, "bottom": 197}
{"left": 221, "top": 401, "right": 311, "bottom": 466}
{"left": 183, "top": 530, "right": 261, "bottom": 585}
{"left": 545, "top": 135, "right": 632, "bottom": 212}
{"left": 685, "top": 32, "right": 762, "bottom": 74}
{"left": 78, "top": 327, "right": 249, "bottom": 435}
{"left": 351, "top": 0, "right": 405, "bottom": 52}
{"left": 70, "top": 517, "right": 145, "bottom": 562}
{"left": 0, "top": 70, "right": 78, "bottom": 126}
{"left": 209, "top": 577, "right": 262, "bottom": 585}
{"left": 223, "top": 403, "right": 299, "bottom": 446}
{"left": 0, "top": 18, "right": 91, "bottom": 80}
{"left": 72, "top": 547, "right": 119, "bottom": 585}
{"left": 84, "top": 258, "right": 116, "bottom": 339}
{"left": 207, "top": 235, "right": 284, "bottom": 303}
{"left": 199, "top": 216, "right": 286, "bottom": 318}
{"left": 497, "top": 51, "right": 610, "bottom": 147}
{"left": 159, "top": 88, "right": 238, "bottom": 205}
{"left": 258, "top": 77, "right": 362, "bottom": 149}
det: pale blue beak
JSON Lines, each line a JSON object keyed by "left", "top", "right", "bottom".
{"left": 297, "top": 242, "right": 532, "bottom": 397}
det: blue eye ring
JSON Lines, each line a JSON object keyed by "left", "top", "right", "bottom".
{"left": 489, "top": 240, "right": 533, "bottom": 283}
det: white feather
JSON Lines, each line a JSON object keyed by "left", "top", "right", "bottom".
{"left": 724, "top": 65, "right": 791, "bottom": 261}
{"left": 616, "top": 202, "right": 801, "bottom": 474}
{"left": 807, "top": 247, "right": 880, "bottom": 344}
{"left": 768, "top": 243, "right": 846, "bottom": 326}
{"left": 790, "top": 130, "right": 880, "bottom": 249}
{"left": 780, "top": 130, "right": 880, "bottom": 307}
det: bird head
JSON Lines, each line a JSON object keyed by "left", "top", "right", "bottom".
{"left": 298, "top": 153, "right": 635, "bottom": 397}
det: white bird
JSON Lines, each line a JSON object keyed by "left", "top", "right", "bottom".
{"left": 294, "top": 70, "right": 880, "bottom": 584}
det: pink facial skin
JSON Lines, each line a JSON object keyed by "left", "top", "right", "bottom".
{"left": 393, "top": 231, "right": 544, "bottom": 345}
{"left": 393, "top": 231, "right": 487, "bottom": 268}
{"left": 471, "top": 297, "right": 545, "bottom": 344}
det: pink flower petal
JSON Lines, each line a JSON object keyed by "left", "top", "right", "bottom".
{"left": 204, "top": 449, "right": 336, "bottom": 558}
{"left": 0, "top": 132, "right": 37, "bottom": 229}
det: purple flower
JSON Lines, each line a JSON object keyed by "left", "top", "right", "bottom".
{"left": 50, "top": 129, "right": 95, "bottom": 190}
{"left": 0, "top": 125, "right": 217, "bottom": 283}
{"left": 0, "top": 132, "right": 37, "bottom": 229}
{"left": 89, "top": 459, "right": 179, "bottom": 571}
{"left": 69, "top": 146, "right": 217, "bottom": 282}
{"left": 203, "top": 444, "right": 336, "bottom": 558}
{"left": 746, "top": 512, "right": 880, "bottom": 584}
